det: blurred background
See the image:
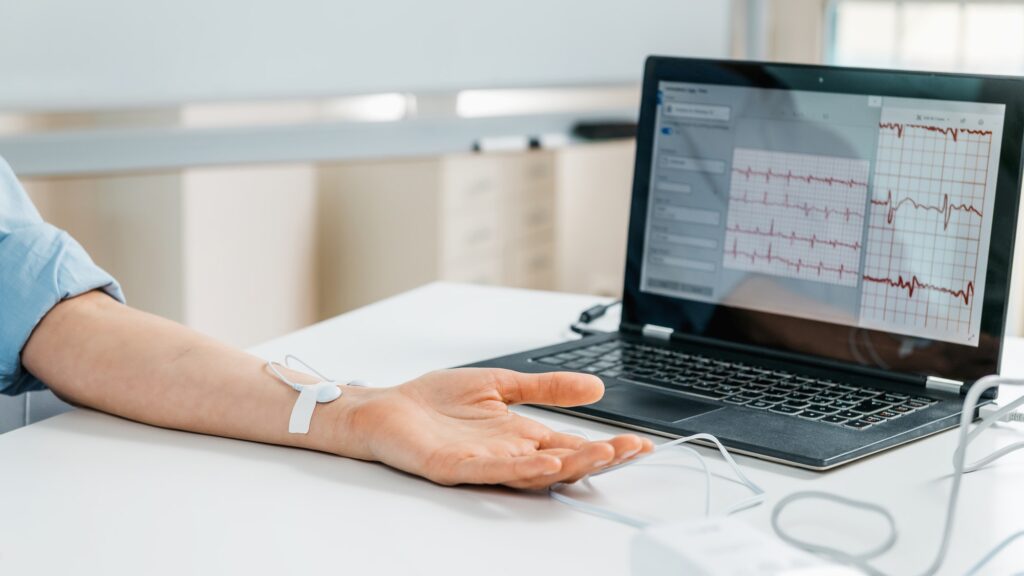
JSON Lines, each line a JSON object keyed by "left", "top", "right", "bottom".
{"left": 3, "top": 0, "right": 1024, "bottom": 426}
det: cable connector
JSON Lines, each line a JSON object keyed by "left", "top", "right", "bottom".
{"left": 569, "top": 300, "right": 621, "bottom": 337}
{"left": 980, "top": 402, "right": 1024, "bottom": 423}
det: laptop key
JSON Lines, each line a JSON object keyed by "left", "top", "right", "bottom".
{"left": 683, "top": 388, "right": 727, "bottom": 400}
{"left": 850, "top": 399, "right": 891, "bottom": 414}
{"left": 876, "top": 410, "right": 900, "bottom": 419}
{"left": 664, "top": 383, "right": 725, "bottom": 399}
{"left": 769, "top": 404, "right": 800, "bottom": 415}
{"left": 798, "top": 410, "right": 826, "bottom": 420}
{"left": 821, "top": 415, "right": 848, "bottom": 425}
{"left": 747, "top": 400, "right": 772, "bottom": 410}
{"left": 891, "top": 405, "right": 914, "bottom": 414}
{"left": 536, "top": 356, "right": 565, "bottom": 365}
{"left": 854, "top": 389, "right": 882, "bottom": 397}
{"left": 844, "top": 419, "right": 873, "bottom": 430}
{"left": 723, "top": 396, "right": 750, "bottom": 405}
{"left": 862, "top": 415, "right": 884, "bottom": 424}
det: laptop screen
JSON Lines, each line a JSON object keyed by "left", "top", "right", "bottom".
{"left": 625, "top": 59, "right": 1024, "bottom": 382}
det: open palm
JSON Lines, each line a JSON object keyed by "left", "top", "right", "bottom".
{"left": 343, "top": 368, "right": 653, "bottom": 489}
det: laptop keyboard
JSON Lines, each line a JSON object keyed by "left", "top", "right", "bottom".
{"left": 532, "top": 340, "right": 938, "bottom": 431}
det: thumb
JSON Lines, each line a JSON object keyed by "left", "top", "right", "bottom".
{"left": 492, "top": 369, "right": 605, "bottom": 407}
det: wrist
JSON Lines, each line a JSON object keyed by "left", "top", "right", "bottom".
{"left": 310, "top": 384, "right": 385, "bottom": 460}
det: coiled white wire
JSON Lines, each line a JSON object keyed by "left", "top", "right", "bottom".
{"left": 548, "top": 377, "right": 1024, "bottom": 575}
{"left": 771, "top": 375, "right": 1024, "bottom": 576}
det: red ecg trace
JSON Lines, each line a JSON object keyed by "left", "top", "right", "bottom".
{"left": 732, "top": 166, "right": 868, "bottom": 189}
{"left": 729, "top": 190, "right": 865, "bottom": 222}
{"left": 727, "top": 239, "right": 852, "bottom": 278}
{"left": 726, "top": 219, "right": 861, "bottom": 251}
{"left": 862, "top": 274, "right": 975, "bottom": 306}
{"left": 878, "top": 122, "right": 993, "bottom": 142}
{"left": 870, "top": 189, "right": 983, "bottom": 231}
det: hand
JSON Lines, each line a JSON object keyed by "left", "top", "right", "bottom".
{"left": 336, "top": 368, "right": 654, "bottom": 489}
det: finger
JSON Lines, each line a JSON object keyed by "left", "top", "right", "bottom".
{"left": 606, "top": 434, "right": 647, "bottom": 465}
{"left": 545, "top": 441, "right": 616, "bottom": 485}
{"left": 493, "top": 370, "right": 604, "bottom": 407}
{"left": 508, "top": 437, "right": 657, "bottom": 489}
{"left": 539, "top": 431, "right": 588, "bottom": 451}
{"left": 554, "top": 437, "right": 652, "bottom": 484}
{"left": 445, "top": 453, "right": 562, "bottom": 486}
{"left": 502, "top": 443, "right": 613, "bottom": 489}
{"left": 639, "top": 437, "right": 655, "bottom": 454}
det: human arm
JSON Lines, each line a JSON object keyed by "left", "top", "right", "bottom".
{"left": 22, "top": 291, "right": 652, "bottom": 489}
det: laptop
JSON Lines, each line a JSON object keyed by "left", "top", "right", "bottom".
{"left": 467, "top": 57, "right": 1024, "bottom": 470}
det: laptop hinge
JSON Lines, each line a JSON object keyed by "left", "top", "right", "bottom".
{"left": 641, "top": 324, "right": 674, "bottom": 341}
{"left": 926, "top": 376, "right": 964, "bottom": 395}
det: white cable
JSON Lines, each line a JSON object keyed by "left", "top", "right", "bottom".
{"left": 770, "top": 492, "right": 897, "bottom": 576}
{"left": 267, "top": 355, "right": 334, "bottom": 392}
{"left": 549, "top": 432, "right": 765, "bottom": 526}
{"left": 772, "top": 375, "right": 1024, "bottom": 576}
{"left": 266, "top": 355, "right": 368, "bottom": 434}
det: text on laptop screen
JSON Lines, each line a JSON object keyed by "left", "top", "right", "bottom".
{"left": 640, "top": 82, "right": 1006, "bottom": 347}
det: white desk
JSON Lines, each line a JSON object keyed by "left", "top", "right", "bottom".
{"left": 2, "top": 282, "right": 1022, "bottom": 575}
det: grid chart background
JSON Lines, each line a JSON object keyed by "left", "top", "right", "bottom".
{"left": 859, "top": 123, "right": 992, "bottom": 342}
{"left": 723, "top": 147, "right": 870, "bottom": 287}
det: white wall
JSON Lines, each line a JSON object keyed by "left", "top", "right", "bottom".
{"left": 0, "top": 0, "right": 731, "bottom": 111}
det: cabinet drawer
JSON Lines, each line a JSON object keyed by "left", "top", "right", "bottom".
{"left": 442, "top": 155, "right": 501, "bottom": 213}
{"left": 440, "top": 208, "right": 501, "bottom": 261}
{"left": 511, "top": 193, "right": 555, "bottom": 235}
{"left": 509, "top": 240, "right": 556, "bottom": 289}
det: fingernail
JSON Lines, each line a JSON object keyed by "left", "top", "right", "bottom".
{"left": 593, "top": 459, "right": 610, "bottom": 467}
{"left": 622, "top": 448, "right": 639, "bottom": 459}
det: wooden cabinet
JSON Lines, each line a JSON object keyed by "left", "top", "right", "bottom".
{"left": 318, "top": 150, "right": 557, "bottom": 316}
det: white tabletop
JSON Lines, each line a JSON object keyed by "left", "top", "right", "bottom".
{"left": 2, "top": 282, "right": 1023, "bottom": 575}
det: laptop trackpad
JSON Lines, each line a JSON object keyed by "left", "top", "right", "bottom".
{"left": 595, "top": 384, "right": 720, "bottom": 423}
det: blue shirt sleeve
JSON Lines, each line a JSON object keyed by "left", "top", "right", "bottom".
{"left": 0, "top": 156, "right": 125, "bottom": 395}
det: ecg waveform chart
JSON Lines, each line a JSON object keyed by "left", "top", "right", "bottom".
{"left": 859, "top": 120, "right": 994, "bottom": 345}
{"left": 723, "top": 148, "right": 870, "bottom": 286}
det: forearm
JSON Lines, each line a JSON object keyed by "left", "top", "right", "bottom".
{"left": 19, "top": 291, "right": 649, "bottom": 489}
{"left": 21, "top": 291, "right": 372, "bottom": 457}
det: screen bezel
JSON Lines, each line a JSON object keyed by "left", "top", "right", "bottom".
{"left": 622, "top": 57, "right": 1024, "bottom": 382}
